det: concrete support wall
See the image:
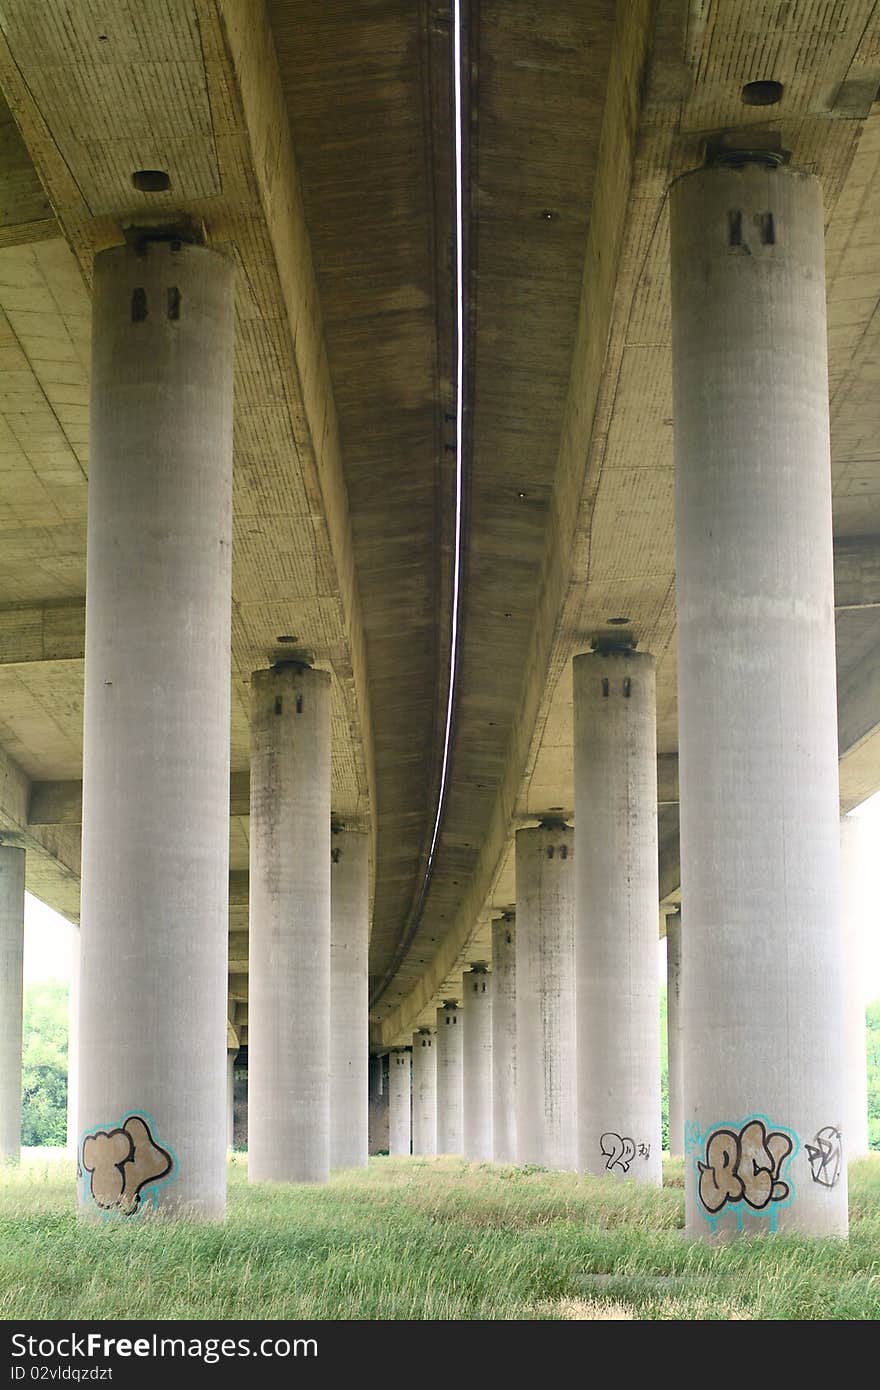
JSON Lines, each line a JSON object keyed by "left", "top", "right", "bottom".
{"left": 671, "top": 164, "right": 847, "bottom": 1236}
{"left": 436, "top": 1002, "right": 463, "bottom": 1154}
{"left": 412, "top": 1030, "right": 437, "bottom": 1156}
{"left": 666, "top": 912, "right": 683, "bottom": 1157}
{"left": 462, "top": 967, "right": 493, "bottom": 1161}
{"left": 249, "top": 664, "right": 331, "bottom": 1183}
{"left": 330, "top": 829, "right": 369, "bottom": 1170}
{"left": 515, "top": 826, "right": 576, "bottom": 1170}
{"left": 79, "top": 243, "right": 234, "bottom": 1217}
{"left": 574, "top": 650, "right": 662, "bottom": 1183}
{"left": 388, "top": 1050, "right": 412, "bottom": 1156}
{"left": 491, "top": 917, "right": 517, "bottom": 1163}
{"left": 0, "top": 847, "right": 24, "bottom": 1160}
{"left": 840, "top": 816, "right": 870, "bottom": 1158}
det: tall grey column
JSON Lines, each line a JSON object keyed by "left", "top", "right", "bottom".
{"left": 666, "top": 911, "right": 684, "bottom": 1158}
{"left": 436, "top": 1001, "right": 463, "bottom": 1154}
{"left": 840, "top": 816, "right": 870, "bottom": 1158}
{"left": 412, "top": 1029, "right": 437, "bottom": 1156}
{"left": 0, "top": 847, "right": 24, "bottom": 1160}
{"left": 66, "top": 925, "right": 80, "bottom": 1156}
{"left": 672, "top": 163, "right": 847, "bottom": 1236}
{"left": 574, "top": 650, "right": 662, "bottom": 1183}
{"left": 79, "top": 242, "right": 234, "bottom": 1217}
{"left": 515, "top": 825, "right": 576, "bottom": 1170}
{"left": 249, "top": 663, "right": 331, "bottom": 1183}
{"left": 388, "top": 1050, "right": 412, "bottom": 1156}
{"left": 226, "top": 1050, "right": 237, "bottom": 1152}
{"left": 491, "top": 915, "right": 517, "bottom": 1163}
{"left": 330, "top": 829, "right": 369, "bottom": 1170}
{"left": 462, "top": 966, "right": 493, "bottom": 1161}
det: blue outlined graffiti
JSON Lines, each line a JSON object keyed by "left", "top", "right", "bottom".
{"left": 692, "top": 1114, "right": 799, "bottom": 1233}
{"left": 79, "top": 1111, "right": 176, "bottom": 1218}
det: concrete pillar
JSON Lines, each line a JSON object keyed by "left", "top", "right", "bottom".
{"left": 515, "top": 825, "right": 576, "bottom": 1170}
{"left": 412, "top": 1029, "right": 437, "bottom": 1156}
{"left": 840, "top": 816, "right": 870, "bottom": 1158}
{"left": 462, "top": 966, "right": 493, "bottom": 1161}
{"left": 491, "top": 915, "right": 517, "bottom": 1163}
{"left": 436, "top": 1001, "right": 463, "bottom": 1154}
{"left": 66, "top": 925, "right": 80, "bottom": 1156}
{"left": 226, "top": 1051, "right": 237, "bottom": 1152}
{"left": 666, "top": 911, "right": 684, "bottom": 1158}
{"left": 79, "top": 242, "right": 234, "bottom": 1217}
{"left": 573, "top": 649, "right": 662, "bottom": 1184}
{"left": 0, "top": 847, "right": 24, "bottom": 1160}
{"left": 249, "top": 663, "right": 331, "bottom": 1183}
{"left": 330, "top": 829, "right": 369, "bottom": 1170}
{"left": 388, "top": 1050, "right": 412, "bottom": 1156}
{"left": 671, "top": 162, "right": 847, "bottom": 1236}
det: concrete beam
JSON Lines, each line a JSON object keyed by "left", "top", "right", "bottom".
{"left": 29, "top": 769, "right": 250, "bottom": 826}
{"left": 0, "top": 739, "right": 80, "bottom": 921}
{"left": 833, "top": 536, "right": 880, "bottom": 611}
{"left": 0, "top": 602, "right": 85, "bottom": 665}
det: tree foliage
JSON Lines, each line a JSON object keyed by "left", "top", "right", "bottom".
{"left": 21, "top": 981, "right": 68, "bottom": 1147}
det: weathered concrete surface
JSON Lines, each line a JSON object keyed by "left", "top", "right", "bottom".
{"left": 330, "top": 829, "right": 369, "bottom": 1170}
{"left": 515, "top": 826, "right": 576, "bottom": 1171}
{"left": 78, "top": 242, "right": 234, "bottom": 1218}
{"left": 0, "top": 846, "right": 24, "bottom": 1159}
{"left": 411, "top": 1030, "right": 437, "bottom": 1157}
{"left": 249, "top": 664, "right": 331, "bottom": 1184}
{"left": 388, "top": 1049, "right": 412, "bottom": 1157}
{"left": 462, "top": 967, "right": 492, "bottom": 1162}
{"left": 665, "top": 911, "right": 683, "bottom": 1158}
{"left": 490, "top": 917, "right": 516, "bottom": 1164}
{"left": 574, "top": 649, "right": 661, "bottom": 1183}
{"left": 672, "top": 165, "right": 846, "bottom": 1238}
{"left": 436, "top": 1002, "right": 463, "bottom": 1155}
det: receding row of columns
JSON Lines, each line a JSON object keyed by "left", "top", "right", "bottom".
{"left": 0, "top": 164, "right": 865, "bottom": 1246}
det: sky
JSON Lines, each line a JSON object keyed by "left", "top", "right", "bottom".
{"left": 24, "top": 790, "right": 880, "bottom": 1001}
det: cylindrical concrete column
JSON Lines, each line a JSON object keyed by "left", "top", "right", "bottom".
{"left": 491, "top": 915, "right": 516, "bottom": 1163}
{"left": 0, "top": 847, "right": 24, "bottom": 1160}
{"left": 226, "top": 1050, "right": 237, "bottom": 1152}
{"left": 412, "top": 1029, "right": 437, "bottom": 1156}
{"left": 666, "top": 911, "right": 684, "bottom": 1158}
{"left": 249, "top": 663, "right": 331, "bottom": 1183}
{"left": 462, "top": 966, "right": 493, "bottom": 1161}
{"left": 79, "top": 242, "right": 234, "bottom": 1217}
{"left": 66, "top": 924, "right": 80, "bottom": 1156}
{"left": 515, "top": 825, "right": 576, "bottom": 1170}
{"left": 672, "top": 163, "right": 847, "bottom": 1236}
{"left": 574, "top": 649, "right": 662, "bottom": 1184}
{"left": 840, "top": 816, "right": 870, "bottom": 1158}
{"left": 330, "top": 829, "right": 369, "bottom": 1170}
{"left": 388, "top": 1050, "right": 412, "bottom": 1156}
{"left": 436, "top": 1001, "right": 463, "bottom": 1154}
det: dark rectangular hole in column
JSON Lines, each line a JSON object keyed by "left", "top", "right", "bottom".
{"left": 131, "top": 288, "right": 147, "bottom": 322}
{"left": 601, "top": 678, "right": 610, "bottom": 697}
{"left": 623, "top": 678, "right": 632, "bottom": 698}
{"left": 274, "top": 697, "right": 283, "bottom": 715}
{"left": 296, "top": 695, "right": 303, "bottom": 714}
{"left": 759, "top": 212, "right": 775, "bottom": 245}
{"left": 167, "top": 286, "right": 181, "bottom": 320}
{"left": 728, "top": 210, "right": 742, "bottom": 247}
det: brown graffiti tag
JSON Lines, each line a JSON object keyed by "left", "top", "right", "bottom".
{"left": 698, "top": 1119, "right": 793, "bottom": 1214}
{"left": 82, "top": 1114, "right": 173, "bottom": 1215}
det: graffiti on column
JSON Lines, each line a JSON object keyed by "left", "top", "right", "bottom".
{"left": 805, "top": 1126, "right": 842, "bottom": 1189}
{"left": 600, "top": 1133, "right": 654, "bottom": 1172}
{"left": 695, "top": 1116, "right": 797, "bottom": 1232}
{"left": 80, "top": 1112, "right": 175, "bottom": 1216}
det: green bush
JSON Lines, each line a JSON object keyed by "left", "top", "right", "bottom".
{"left": 21, "top": 983, "right": 68, "bottom": 1148}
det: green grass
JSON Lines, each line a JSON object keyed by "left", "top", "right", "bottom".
{"left": 1, "top": 1153, "right": 879, "bottom": 1320}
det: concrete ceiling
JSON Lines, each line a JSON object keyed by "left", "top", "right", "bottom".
{"left": 0, "top": 1, "right": 876, "bottom": 1050}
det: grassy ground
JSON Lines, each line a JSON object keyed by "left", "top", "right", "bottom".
{"left": 1, "top": 1152, "right": 878, "bottom": 1320}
